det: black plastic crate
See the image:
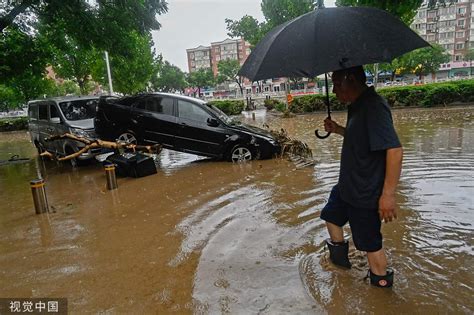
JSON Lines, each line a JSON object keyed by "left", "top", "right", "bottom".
{"left": 105, "top": 152, "right": 157, "bottom": 178}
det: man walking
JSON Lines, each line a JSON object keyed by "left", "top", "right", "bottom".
{"left": 320, "top": 66, "right": 403, "bottom": 288}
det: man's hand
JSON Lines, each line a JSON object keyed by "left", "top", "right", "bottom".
{"left": 324, "top": 118, "right": 344, "bottom": 136}
{"left": 378, "top": 193, "right": 397, "bottom": 223}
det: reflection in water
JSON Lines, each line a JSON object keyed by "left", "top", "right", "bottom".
{"left": 0, "top": 107, "right": 473, "bottom": 313}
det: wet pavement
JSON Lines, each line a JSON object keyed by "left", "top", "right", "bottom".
{"left": 0, "top": 107, "right": 473, "bottom": 314}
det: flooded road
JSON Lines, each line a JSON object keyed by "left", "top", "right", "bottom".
{"left": 1, "top": 107, "right": 473, "bottom": 314}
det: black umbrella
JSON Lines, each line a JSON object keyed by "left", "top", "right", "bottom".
{"left": 238, "top": 6, "right": 430, "bottom": 138}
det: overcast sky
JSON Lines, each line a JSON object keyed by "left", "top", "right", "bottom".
{"left": 151, "top": 0, "right": 336, "bottom": 72}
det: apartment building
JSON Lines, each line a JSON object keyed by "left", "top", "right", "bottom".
{"left": 186, "top": 38, "right": 251, "bottom": 76}
{"left": 186, "top": 45, "right": 212, "bottom": 73}
{"left": 412, "top": 0, "right": 474, "bottom": 62}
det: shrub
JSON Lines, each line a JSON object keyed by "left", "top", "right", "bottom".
{"left": 0, "top": 117, "right": 28, "bottom": 132}
{"left": 208, "top": 100, "right": 245, "bottom": 115}
{"left": 285, "top": 79, "right": 474, "bottom": 113}
{"left": 264, "top": 99, "right": 286, "bottom": 111}
{"left": 275, "top": 101, "right": 287, "bottom": 112}
{"left": 289, "top": 93, "right": 343, "bottom": 113}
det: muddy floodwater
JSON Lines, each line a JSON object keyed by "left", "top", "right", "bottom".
{"left": 1, "top": 107, "right": 473, "bottom": 314}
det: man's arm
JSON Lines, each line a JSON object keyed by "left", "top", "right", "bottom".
{"left": 324, "top": 118, "right": 345, "bottom": 137}
{"left": 379, "top": 146, "right": 403, "bottom": 223}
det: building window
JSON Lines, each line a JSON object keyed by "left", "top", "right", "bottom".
{"left": 456, "top": 43, "right": 464, "bottom": 50}
{"left": 427, "top": 11, "right": 436, "bottom": 18}
{"left": 458, "top": 20, "right": 465, "bottom": 26}
{"left": 428, "top": 34, "right": 436, "bottom": 41}
{"left": 456, "top": 31, "right": 464, "bottom": 38}
{"left": 455, "top": 55, "right": 462, "bottom": 61}
{"left": 216, "top": 56, "right": 220, "bottom": 61}
{"left": 458, "top": 7, "right": 466, "bottom": 15}
{"left": 190, "top": 53, "right": 194, "bottom": 58}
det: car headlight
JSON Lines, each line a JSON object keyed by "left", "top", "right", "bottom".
{"left": 70, "top": 128, "right": 88, "bottom": 138}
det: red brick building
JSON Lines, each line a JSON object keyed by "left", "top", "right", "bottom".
{"left": 187, "top": 38, "right": 251, "bottom": 76}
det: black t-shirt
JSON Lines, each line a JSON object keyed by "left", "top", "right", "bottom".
{"left": 338, "top": 87, "right": 401, "bottom": 209}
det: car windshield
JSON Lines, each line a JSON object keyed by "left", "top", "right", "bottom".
{"left": 59, "top": 99, "right": 98, "bottom": 121}
{"left": 205, "top": 104, "right": 239, "bottom": 125}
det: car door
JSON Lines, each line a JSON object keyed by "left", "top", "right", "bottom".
{"left": 37, "top": 102, "right": 56, "bottom": 152}
{"left": 48, "top": 102, "right": 64, "bottom": 154}
{"left": 131, "top": 96, "right": 177, "bottom": 147}
{"left": 175, "top": 100, "right": 228, "bottom": 157}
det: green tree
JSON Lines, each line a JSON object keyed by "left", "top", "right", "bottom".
{"left": 1, "top": 0, "right": 168, "bottom": 99}
{"left": 260, "top": 0, "right": 314, "bottom": 27}
{"left": 226, "top": 15, "right": 264, "bottom": 47}
{"left": 0, "top": 85, "right": 22, "bottom": 111}
{"left": 335, "top": 0, "right": 424, "bottom": 24}
{"left": 41, "top": 20, "right": 100, "bottom": 95}
{"left": 187, "top": 68, "right": 215, "bottom": 97}
{"left": 0, "top": 1, "right": 168, "bottom": 45}
{"left": 217, "top": 59, "right": 244, "bottom": 95}
{"left": 465, "top": 49, "right": 474, "bottom": 76}
{"left": 401, "top": 44, "right": 450, "bottom": 80}
{"left": 226, "top": 0, "right": 313, "bottom": 47}
{"left": 151, "top": 61, "right": 187, "bottom": 92}
{"left": 92, "top": 32, "right": 159, "bottom": 95}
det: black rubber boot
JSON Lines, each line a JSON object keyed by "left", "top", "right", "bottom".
{"left": 325, "top": 239, "right": 351, "bottom": 269}
{"left": 367, "top": 269, "right": 394, "bottom": 288}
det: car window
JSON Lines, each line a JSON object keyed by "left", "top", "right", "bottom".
{"left": 50, "top": 104, "right": 60, "bottom": 119}
{"left": 59, "top": 99, "right": 98, "bottom": 121}
{"left": 28, "top": 104, "right": 38, "bottom": 120}
{"left": 178, "top": 100, "right": 211, "bottom": 123}
{"left": 137, "top": 97, "right": 174, "bottom": 116}
{"left": 38, "top": 104, "right": 48, "bottom": 121}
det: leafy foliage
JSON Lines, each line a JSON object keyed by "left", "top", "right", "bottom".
{"left": 1, "top": 0, "right": 168, "bottom": 104}
{"left": 0, "top": 117, "right": 28, "bottom": 132}
{"left": 217, "top": 59, "right": 244, "bottom": 94}
{"left": 281, "top": 79, "right": 474, "bottom": 113}
{"left": 187, "top": 68, "right": 215, "bottom": 97}
{"left": 335, "top": 0, "right": 424, "bottom": 24}
{"left": 226, "top": 0, "right": 313, "bottom": 47}
{"left": 92, "top": 32, "right": 159, "bottom": 95}
{"left": 151, "top": 60, "right": 187, "bottom": 92}
{"left": 0, "top": 1, "right": 168, "bottom": 47}
{"left": 207, "top": 100, "right": 245, "bottom": 116}
{"left": 399, "top": 44, "right": 450, "bottom": 79}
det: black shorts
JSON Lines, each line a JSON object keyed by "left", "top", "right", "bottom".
{"left": 320, "top": 185, "right": 382, "bottom": 252}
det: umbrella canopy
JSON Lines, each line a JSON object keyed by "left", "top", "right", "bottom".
{"left": 239, "top": 6, "right": 430, "bottom": 81}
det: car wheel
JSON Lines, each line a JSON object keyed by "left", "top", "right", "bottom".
{"left": 117, "top": 131, "right": 137, "bottom": 144}
{"left": 229, "top": 145, "right": 253, "bottom": 162}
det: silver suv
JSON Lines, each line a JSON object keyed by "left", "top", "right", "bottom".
{"left": 28, "top": 96, "right": 100, "bottom": 166}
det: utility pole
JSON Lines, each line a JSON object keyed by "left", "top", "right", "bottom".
{"left": 104, "top": 51, "right": 114, "bottom": 95}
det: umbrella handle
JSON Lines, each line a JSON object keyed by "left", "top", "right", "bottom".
{"left": 315, "top": 73, "right": 332, "bottom": 140}
{"left": 315, "top": 129, "right": 331, "bottom": 139}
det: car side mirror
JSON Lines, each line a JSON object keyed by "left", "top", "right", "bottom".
{"left": 50, "top": 117, "right": 61, "bottom": 124}
{"left": 207, "top": 117, "right": 219, "bottom": 127}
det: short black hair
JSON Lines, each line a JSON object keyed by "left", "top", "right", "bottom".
{"left": 333, "top": 66, "right": 366, "bottom": 84}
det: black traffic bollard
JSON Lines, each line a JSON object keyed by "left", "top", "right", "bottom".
{"left": 30, "top": 179, "right": 49, "bottom": 214}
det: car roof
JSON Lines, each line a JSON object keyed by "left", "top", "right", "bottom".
{"left": 119, "top": 93, "right": 207, "bottom": 105}
{"left": 28, "top": 95, "right": 99, "bottom": 104}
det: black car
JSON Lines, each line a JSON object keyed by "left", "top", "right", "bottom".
{"left": 94, "top": 93, "right": 280, "bottom": 162}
